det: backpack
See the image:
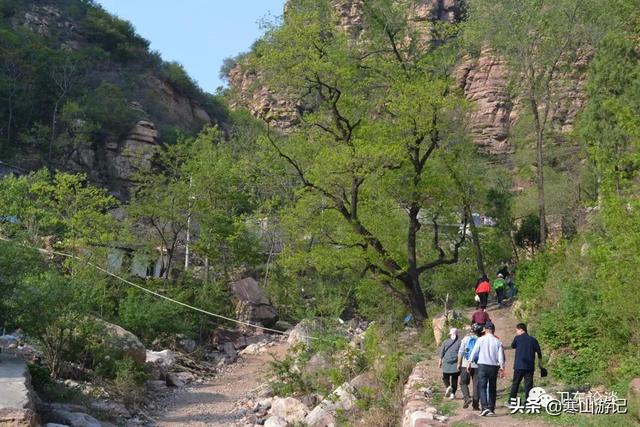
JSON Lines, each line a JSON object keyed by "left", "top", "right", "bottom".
{"left": 464, "top": 336, "right": 478, "bottom": 361}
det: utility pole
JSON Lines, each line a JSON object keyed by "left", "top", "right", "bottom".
{"left": 185, "top": 176, "right": 193, "bottom": 270}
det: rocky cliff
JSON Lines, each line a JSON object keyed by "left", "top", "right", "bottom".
{"left": 1, "top": 0, "right": 222, "bottom": 198}
{"left": 227, "top": 0, "right": 585, "bottom": 162}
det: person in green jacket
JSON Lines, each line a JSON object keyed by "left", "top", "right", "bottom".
{"left": 494, "top": 273, "right": 506, "bottom": 308}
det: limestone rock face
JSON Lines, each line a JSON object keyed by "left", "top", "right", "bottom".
{"left": 231, "top": 277, "right": 278, "bottom": 327}
{"left": 105, "top": 120, "right": 159, "bottom": 195}
{"left": 456, "top": 50, "right": 512, "bottom": 157}
{"left": 228, "top": 0, "right": 586, "bottom": 169}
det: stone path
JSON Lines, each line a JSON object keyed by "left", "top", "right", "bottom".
{"left": 152, "top": 342, "right": 287, "bottom": 426}
{"left": 408, "top": 301, "right": 552, "bottom": 426}
{"left": 0, "top": 353, "right": 37, "bottom": 426}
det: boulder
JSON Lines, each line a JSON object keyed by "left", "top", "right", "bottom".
{"left": 349, "top": 371, "right": 379, "bottom": 394}
{"left": 165, "top": 372, "right": 185, "bottom": 388}
{"left": 95, "top": 320, "right": 145, "bottom": 364}
{"left": 231, "top": 277, "right": 278, "bottom": 327}
{"left": 263, "top": 416, "right": 288, "bottom": 427}
{"left": 305, "top": 382, "right": 356, "bottom": 426}
{"left": 270, "top": 397, "right": 308, "bottom": 424}
{"left": 50, "top": 411, "right": 101, "bottom": 427}
{"left": 286, "top": 319, "right": 320, "bottom": 347}
{"left": 222, "top": 341, "right": 237, "bottom": 363}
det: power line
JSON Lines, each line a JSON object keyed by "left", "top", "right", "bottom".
{"left": 0, "top": 236, "right": 304, "bottom": 338}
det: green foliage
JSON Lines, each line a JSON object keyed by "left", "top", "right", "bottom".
{"left": 111, "top": 358, "right": 148, "bottom": 407}
{"left": 515, "top": 214, "right": 542, "bottom": 251}
{"left": 249, "top": 0, "right": 481, "bottom": 319}
{"left": 83, "top": 6, "right": 149, "bottom": 61}
{"left": 118, "top": 279, "right": 233, "bottom": 343}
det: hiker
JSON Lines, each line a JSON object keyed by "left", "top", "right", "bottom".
{"left": 475, "top": 275, "right": 491, "bottom": 308}
{"left": 498, "top": 265, "right": 510, "bottom": 280}
{"left": 507, "top": 270, "right": 517, "bottom": 299}
{"left": 470, "top": 306, "right": 490, "bottom": 326}
{"left": 458, "top": 323, "right": 483, "bottom": 410}
{"left": 494, "top": 273, "right": 506, "bottom": 308}
{"left": 438, "top": 327, "right": 461, "bottom": 400}
{"left": 509, "top": 323, "right": 544, "bottom": 404}
{"left": 469, "top": 321, "right": 505, "bottom": 417}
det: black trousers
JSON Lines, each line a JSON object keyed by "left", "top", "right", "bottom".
{"left": 442, "top": 372, "right": 460, "bottom": 394}
{"left": 460, "top": 367, "right": 479, "bottom": 408}
{"left": 510, "top": 369, "right": 534, "bottom": 401}
{"left": 477, "top": 292, "right": 489, "bottom": 308}
{"left": 477, "top": 364, "right": 499, "bottom": 411}
{"left": 496, "top": 288, "right": 505, "bottom": 305}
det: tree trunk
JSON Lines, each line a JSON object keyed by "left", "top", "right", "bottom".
{"left": 49, "top": 98, "right": 60, "bottom": 166}
{"left": 530, "top": 97, "right": 547, "bottom": 248}
{"left": 404, "top": 273, "right": 428, "bottom": 322}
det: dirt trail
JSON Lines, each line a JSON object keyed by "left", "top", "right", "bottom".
{"left": 152, "top": 342, "right": 287, "bottom": 427}
{"left": 427, "top": 300, "right": 552, "bottom": 426}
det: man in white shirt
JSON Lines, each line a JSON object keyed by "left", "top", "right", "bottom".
{"left": 468, "top": 321, "right": 505, "bottom": 416}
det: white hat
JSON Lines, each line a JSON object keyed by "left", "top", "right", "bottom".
{"left": 497, "top": 273, "right": 504, "bottom": 278}
{"left": 449, "top": 327, "right": 458, "bottom": 336}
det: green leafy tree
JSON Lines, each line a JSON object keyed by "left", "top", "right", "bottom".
{"left": 249, "top": 0, "right": 479, "bottom": 321}
{"left": 465, "top": 0, "right": 613, "bottom": 247}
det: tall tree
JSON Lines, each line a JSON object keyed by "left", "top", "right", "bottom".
{"left": 465, "top": 0, "right": 610, "bottom": 247}
{"left": 249, "top": 0, "right": 479, "bottom": 321}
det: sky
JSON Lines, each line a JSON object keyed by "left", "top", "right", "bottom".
{"left": 97, "top": 1, "right": 285, "bottom": 93}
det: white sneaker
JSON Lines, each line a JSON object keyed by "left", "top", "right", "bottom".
{"left": 445, "top": 386, "right": 452, "bottom": 396}
{"left": 449, "top": 393, "right": 455, "bottom": 400}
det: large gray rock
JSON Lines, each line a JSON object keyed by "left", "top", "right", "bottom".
{"left": 95, "top": 320, "right": 146, "bottom": 364}
{"left": 0, "top": 354, "right": 37, "bottom": 427}
{"left": 305, "top": 383, "right": 356, "bottom": 426}
{"left": 51, "top": 410, "right": 101, "bottom": 427}
{"left": 270, "top": 397, "right": 308, "bottom": 424}
{"left": 231, "top": 277, "right": 277, "bottom": 327}
{"left": 286, "top": 319, "right": 320, "bottom": 347}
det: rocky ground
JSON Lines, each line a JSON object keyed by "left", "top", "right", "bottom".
{"left": 402, "top": 300, "right": 554, "bottom": 427}
{"left": 151, "top": 339, "right": 287, "bottom": 427}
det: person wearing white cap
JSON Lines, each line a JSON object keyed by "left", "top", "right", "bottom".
{"left": 438, "top": 327, "right": 461, "bottom": 399}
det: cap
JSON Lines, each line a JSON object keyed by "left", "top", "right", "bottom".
{"left": 485, "top": 321, "right": 495, "bottom": 330}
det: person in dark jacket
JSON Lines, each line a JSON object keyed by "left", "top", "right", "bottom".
{"left": 439, "top": 328, "right": 462, "bottom": 399}
{"left": 509, "top": 323, "right": 544, "bottom": 403}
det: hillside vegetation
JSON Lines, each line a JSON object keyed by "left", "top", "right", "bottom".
{"left": 0, "top": 0, "right": 640, "bottom": 424}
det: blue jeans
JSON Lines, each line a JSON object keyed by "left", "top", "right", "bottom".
{"left": 477, "top": 364, "right": 499, "bottom": 411}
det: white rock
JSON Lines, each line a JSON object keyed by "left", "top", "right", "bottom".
{"left": 410, "top": 410, "right": 435, "bottom": 424}
{"left": 240, "top": 343, "right": 261, "bottom": 355}
{"left": 270, "top": 397, "right": 308, "bottom": 424}
{"left": 264, "top": 415, "right": 288, "bottom": 427}
{"left": 145, "top": 349, "right": 175, "bottom": 368}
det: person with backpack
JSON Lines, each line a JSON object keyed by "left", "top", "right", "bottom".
{"left": 469, "top": 321, "right": 505, "bottom": 417}
{"left": 493, "top": 273, "right": 507, "bottom": 308}
{"left": 509, "top": 323, "right": 544, "bottom": 404}
{"left": 470, "top": 306, "right": 491, "bottom": 326}
{"left": 458, "top": 323, "right": 483, "bottom": 409}
{"left": 475, "top": 275, "right": 491, "bottom": 308}
{"left": 438, "top": 328, "right": 461, "bottom": 399}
